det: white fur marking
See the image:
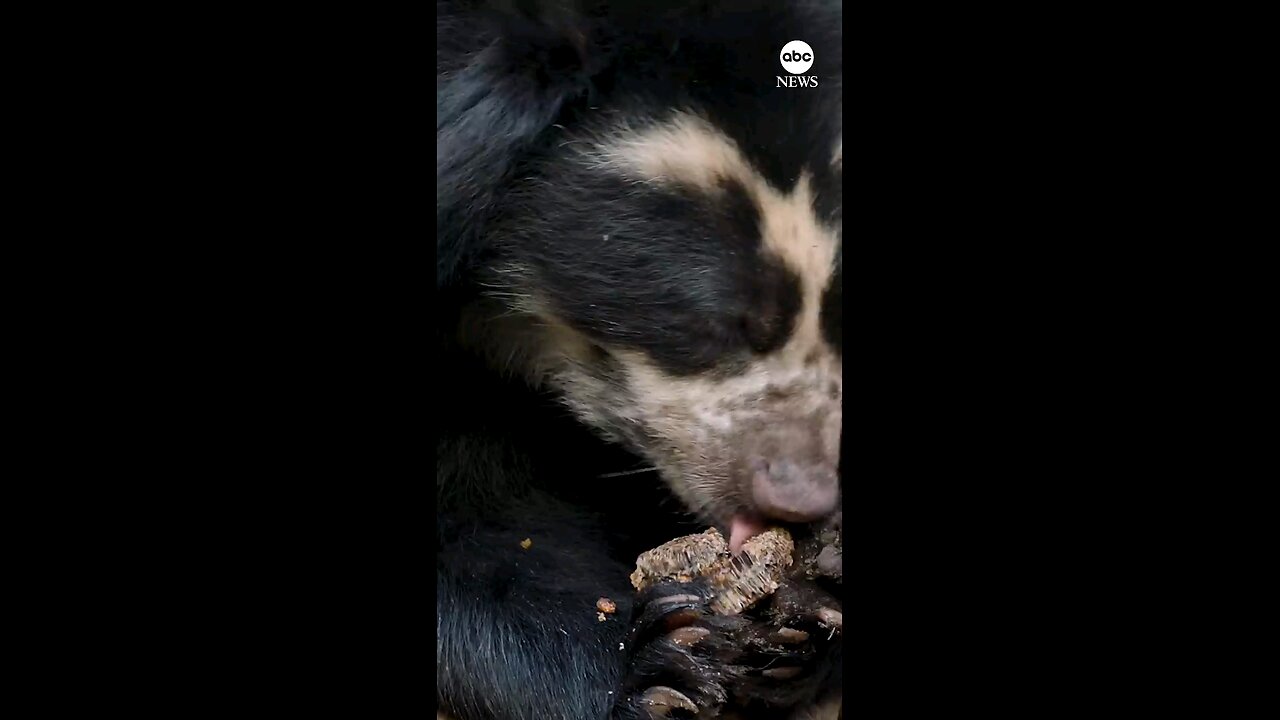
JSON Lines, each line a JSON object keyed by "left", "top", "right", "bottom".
{"left": 588, "top": 112, "right": 839, "bottom": 366}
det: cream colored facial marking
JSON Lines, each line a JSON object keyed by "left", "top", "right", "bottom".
{"left": 578, "top": 112, "right": 840, "bottom": 370}
{"left": 522, "top": 113, "right": 844, "bottom": 517}
{"left": 581, "top": 112, "right": 839, "bottom": 368}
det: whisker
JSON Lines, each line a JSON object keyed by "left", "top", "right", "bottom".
{"left": 596, "top": 467, "right": 659, "bottom": 478}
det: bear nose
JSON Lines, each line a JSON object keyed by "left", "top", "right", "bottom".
{"left": 749, "top": 458, "right": 839, "bottom": 522}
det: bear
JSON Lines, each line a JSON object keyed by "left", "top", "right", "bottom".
{"left": 437, "top": 2, "right": 843, "bottom": 718}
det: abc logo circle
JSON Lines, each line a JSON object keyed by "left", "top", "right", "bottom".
{"left": 779, "top": 40, "right": 814, "bottom": 75}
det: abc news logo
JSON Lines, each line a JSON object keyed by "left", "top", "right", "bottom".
{"left": 777, "top": 40, "right": 818, "bottom": 88}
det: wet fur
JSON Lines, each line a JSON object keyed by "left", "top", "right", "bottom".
{"left": 438, "top": 2, "right": 842, "bottom": 718}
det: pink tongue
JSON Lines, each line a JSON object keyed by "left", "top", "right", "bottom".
{"left": 728, "top": 514, "right": 768, "bottom": 554}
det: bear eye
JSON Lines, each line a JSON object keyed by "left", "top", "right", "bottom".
{"left": 741, "top": 308, "right": 784, "bottom": 353}
{"left": 737, "top": 260, "right": 801, "bottom": 355}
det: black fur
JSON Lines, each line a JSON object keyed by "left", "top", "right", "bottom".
{"left": 513, "top": 168, "right": 805, "bottom": 376}
{"left": 437, "top": 2, "right": 842, "bottom": 718}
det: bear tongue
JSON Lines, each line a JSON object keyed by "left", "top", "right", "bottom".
{"left": 728, "top": 514, "right": 768, "bottom": 554}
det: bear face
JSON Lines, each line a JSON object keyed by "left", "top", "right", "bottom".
{"left": 445, "top": 0, "right": 843, "bottom": 547}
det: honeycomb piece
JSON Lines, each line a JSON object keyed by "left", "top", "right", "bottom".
{"left": 631, "top": 527, "right": 794, "bottom": 615}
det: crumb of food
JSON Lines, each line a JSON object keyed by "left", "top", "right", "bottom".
{"left": 519, "top": 538, "right": 532, "bottom": 550}
{"left": 596, "top": 597, "right": 617, "bottom": 614}
{"left": 631, "top": 527, "right": 795, "bottom": 615}
{"left": 597, "top": 612, "right": 608, "bottom": 622}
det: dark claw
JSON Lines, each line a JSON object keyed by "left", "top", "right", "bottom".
{"left": 669, "top": 626, "right": 711, "bottom": 647}
{"left": 652, "top": 593, "right": 704, "bottom": 609}
{"left": 768, "top": 581, "right": 839, "bottom": 626}
{"left": 815, "top": 545, "right": 842, "bottom": 578}
{"left": 650, "top": 593, "right": 707, "bottom": 630}
{"left": 771, "top": 627, "right": 810, "bottom": 644}
{"left": 815, "top": 607, "right": 843, "bottom": 631}
{"left": 630, "top": 584, "right": 712, "bottom": 645}
{"left": 761, "top": 666, "right": 803, "bottom": 680}
{"left": 640, "top": 686, "right": 698, "bottom": 717}
{"left": 662, "top": 609, "right": 703, "bottom": 632}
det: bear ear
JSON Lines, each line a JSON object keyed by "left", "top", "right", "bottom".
{"left": 437, "top": 1, "right": 608, "bottom": 291}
